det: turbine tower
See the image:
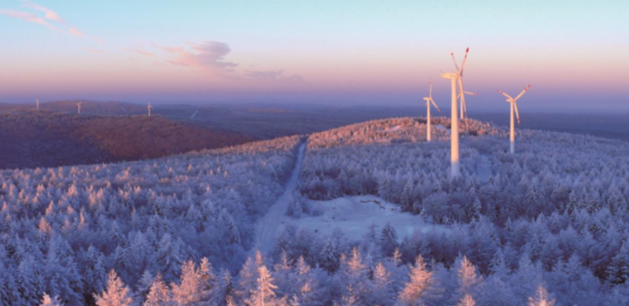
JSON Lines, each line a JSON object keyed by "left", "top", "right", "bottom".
{"left": 498, "top": 85, "right": 531, "bottom": 154}
{"left": 36, "top": 99, "right": 40, "bottom": 110}
{"left": 441, "top": 47, "right": 470, "bottom": 178}
{"left": 147, "top": 102, "right": 153, "bottom": 116}
{"left": 423, "top": 78, "right": 441, "bottom": 142}
{"left": 77, "top": 101, "right": 82, "bottom": 115}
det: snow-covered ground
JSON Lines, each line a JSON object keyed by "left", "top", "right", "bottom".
{"left": 297, "top": 195, "right": 445, "bottom": 241}
{"left": 255, "top": 141, "right": 307, "bottom": 253}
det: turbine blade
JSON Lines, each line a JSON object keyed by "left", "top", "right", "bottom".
{"left": 450, "top": 52, "right": 460, "bottom": 71}
{"left": 514, "top": 84, "right": 531, "bottom": 101}
{"left": 497, "top": 90, "right": 513, "bottom": 100}
{"left": 464, "top": 91, "right": 478, "bottom": 96}
{"left": 460, "top": 47, "right": 470, "bottom": 73}
{"left": 431, "top": 99, "right": 441, "bottom": 113}
{"left": 514, "top": 101, "right": 521, "bottom": 124}
{"left": 457, "top": 78, "right": 470, "bottom": 131}
{"left": 429, "top": 78, "right": 433, "bottom": 98}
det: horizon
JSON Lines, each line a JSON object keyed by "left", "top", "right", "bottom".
{"left": 1, "top": 0, "right": 628, "bottom": 112}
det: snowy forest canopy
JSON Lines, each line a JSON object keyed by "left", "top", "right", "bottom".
{"left": 2, "top": 117, "right": 629, "bottom": 305}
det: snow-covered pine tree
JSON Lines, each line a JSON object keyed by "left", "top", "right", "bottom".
{"left": 398, "top": 255, "right": 433, "bottom": 306}
{"left": 246, "top": 265, "right": 280, "bottom": 306}
{"left": 94, "top": 270, "right": 134, "bottom": 306}
{"left": 379, "top": 222, "right": 398, "bottom": 258}
{"left": 143, "top": 273, "right": 170, "bottom": 306}
{"left": 457, "top": 293, "right": 476, "bottom": 306}
{"left": 527, "top": 285, "right": 555, "bottom": 306}
{"left": 171, "top": 259, "right": 202, "bottom": 305}
{"left": 40, "top": 293, "right": 64, "bottom": 306}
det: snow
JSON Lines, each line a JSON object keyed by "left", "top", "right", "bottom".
{"left": 477, "top": 154, "right": 492, "bottom": 183}
{"left": 255, "top": 141, "right": 307, "bottom": 253}
{"left": 385, "top": 125, "right": 402, "bottom": 133}
{"left": 296, "top": 195, "right": 445, "bottom": 241}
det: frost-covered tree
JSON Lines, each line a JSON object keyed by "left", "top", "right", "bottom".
{"left": 398, "top": 255, "right": 433, "bottom": 306}
{"left": 528, "top": 285, "right": 555, "bottom": 306}
{"left": 143, "top": 274, "right": 170, "bottom": 306}
{"left": 246, "top": 265, "right": 281, "bottom": 306}
{"left": 95, "top": 270, "right": 134, "bottom": 306}
{"left": 40, "top": 293, "right": 63, "bottom": 306}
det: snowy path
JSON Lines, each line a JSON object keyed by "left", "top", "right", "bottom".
{"left": 190, "top": 110, "right": 198, "bottom": 119}
{"left": 477, "top": 154, "right": 492, "bottom": 183}
{"left": 254, "top": 140, "right": 307, "bottom": 253}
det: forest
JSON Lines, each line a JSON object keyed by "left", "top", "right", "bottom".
{"left": 2, "top": 117, "right": 629, "bottom": 305}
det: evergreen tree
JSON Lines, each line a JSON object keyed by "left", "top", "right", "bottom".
{"left": 380, "top": 222, "right": 398, "bottom": 258}
{"left": 607, "top": 243, "right": 629, "bottom": 285}
{"left": 171, "top": 259, "right": 202, "bottom": 305}
{"left": 143, "top": 274, "right": 170, "bottom": 306}
{"left": 319, "top": 239, "right": 340, "bottom": 273}
{"left": 246, "top": 265, "right": 280, "bottom": 306}
{"left": 457, "top": 294, "right": 476, "bottom": 306}
{"left": 398, "top": 255, "right": 433, "bottom": 306}
{"left": 40, "top": 293, "right": 64, "bottom": 306}
{"left": 94, "top": 270, "right": 134, "bottom": 306}
{"left": 371, "top": 261, "right": 394, "bottom": 306}
{"left": 528, "top": 285, "right": 555, "bottom": 306}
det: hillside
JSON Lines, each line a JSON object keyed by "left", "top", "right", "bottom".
{"left": 0, "top": 110, "right": 254, "bottom": 169}
{"left": 2, "top": 117, "right": 629, "bottom": 305}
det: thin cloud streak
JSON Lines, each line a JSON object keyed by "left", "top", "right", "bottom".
{"left": 134, "top": 48, "right": 154, "bottom": 57}
{"left": 0, "top": 9, "right": 64, "bottom": 33}
{"left": 0, "top": 1, "right": 85, "bottom": 36}
{"left": 21, "top": 0, "right": 64, "bottom": 23}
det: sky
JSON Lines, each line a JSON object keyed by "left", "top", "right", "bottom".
{"left": 0, "top": 0, "right": 628, "bottom": 112}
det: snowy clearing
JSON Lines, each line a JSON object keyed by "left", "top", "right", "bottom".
{"left": 297, "top": 195, "right": 445, "bottom": 241}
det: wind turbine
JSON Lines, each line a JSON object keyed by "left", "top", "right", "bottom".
{"left": 147, "top": 102, "right": 153, "bottom": 116}
{"left": 423, "top": 78, "right": 441, "bottom": 142}
{"left": 77, "top": 101, "right": 82, "bottom": 115}
{"left": 441, "top": 47, "right": 471, "bottom": 178}
{"left": 450, "top": 50, "right": 476, "bottom": 132}
{"left": 498, "top": 85, "right": 531, "bottom": 154}
{"left": 36, "top": 99, "right": 40, "bottom": 110}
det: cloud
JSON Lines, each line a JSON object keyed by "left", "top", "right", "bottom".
{"left": 159, "top": 41, "right": 238, "bottom": 75}
{"left": 69, "top": 27, "right": 84, "bottom": 36}
{"left": 21, "top": 0, "right": 64, "bottom": 23}
{"left": 134, "top": 48, "right": 154, "bottom": 57}
{"left": 87, "top": 48, "right": 104, "bottom": 54}
{"left": 245, "top": 69, "right": 305, "bottom": 83}
{"left": 0, "top": 9, "right": 64, "bottom": 32}
{"left": 0, "top": 1, "right": 84, "bottom": 36}
{"left": 156, "top": 40, "right": 304, "bottom": 83}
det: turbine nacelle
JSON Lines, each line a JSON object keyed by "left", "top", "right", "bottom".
{"left": 440, "top": 72, "right": 459, "bottom": 80}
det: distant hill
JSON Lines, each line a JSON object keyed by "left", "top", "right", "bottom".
{"left": 42, "top": 100, "right": 148, "bottom": 116}
{"left": 0, "top": 110, "right": 255, "bottom": 169}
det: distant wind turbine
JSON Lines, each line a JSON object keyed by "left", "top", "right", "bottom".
{"left": 147, "top": 102, "right": 153, "bottom": 116}
{"left": 423, "top": 78, "right": 441, "bottom": 142}
{"left": 77, "top": 101, "right": 82, "bottom": 115}
{"left": 441, "top": 47, "right": 471, "bottom": 178}
{"left": 498, "top": 85, "right": 531, "bottom": 154}
{"left": 36, "top": 99, "right": 39, "bottom": 110}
